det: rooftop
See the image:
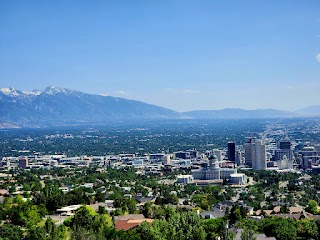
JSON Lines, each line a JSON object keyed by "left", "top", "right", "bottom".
{"left": 115, "top": 218, "right": 153, "bottom": 231}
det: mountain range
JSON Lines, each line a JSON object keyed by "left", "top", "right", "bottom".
{"left": 183, "top": 108, "right": 299, "bottom": 119}
{"left": 0, "top": 87, "right": 319, "bottom": 127}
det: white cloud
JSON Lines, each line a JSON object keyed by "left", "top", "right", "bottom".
{"left": 99, "top": 92, "right": 109, "bottom": 96}
{"left": 316, "top": 53, "right": 320, "bottom": 63}
{"left": 161, "top": 88, "right": 200, "bottom": 94}
{"left": 116, "top": 90, "right": 127, "bottom": 95}
{"left": 182, "top": 89, "right": 200, "bottom": 94}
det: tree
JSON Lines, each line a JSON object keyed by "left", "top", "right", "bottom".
{"left": 95, "top": 191, "right": 105, "bottom": 203}
{"left": 274, "top": 219, "right": 297, "bottom": 240}
{"left": 229, "top": 205, "right": 242, "bottom": 224}
{"left": 98, "top": 205, "right": 107, "bottom": 214}
{"left": 38, "top": 203, "right": 49, "bottom": 217}
{"left": 306, "top": 200, "right": 318, "bottom": 214}
{"left": 261, "top": 217, "right": 297, "bottom": 240}
{"left": 63, "top": 217, "right": 72, "bottom": 227}
{"left": 314, "top": 219, "right": 320, "bottom": 240}
{"left": 31, "top": 181, "right": 42, "bottom": 192}
{"left": 25, "top": 205, "right": 42, "bottom": 228}
{"left": 71, "top": 205, "right": 96, "bottom": 229}
{"left": 137, "top": 211, "right": 207, "bottom": 240}
{"left": 70, "top": 227, "right": 96, "bottom": 240}
{"left": 204, "top": 218, "right": 227, "bottom": 240}
{"left": 280, "top": 205, "right": 289, "bottom": 214}
{"left": 45, "top": 217, "right": 56, "bottom": 236}
{"left": 13, "top": 194, "right": 24, "bottom": 204}
{"left": 192, "top": 194, "right": 209, "bottom": 210}
{"left": 237, "top": 219, "right": 259, "bottom": 232}
{"left": 23, "top": 182, "right": 31, "bottom": 191}
{"left": 142, "top": 202, "right": 153, "bottom": 218}
{"left": 8, "top": 201, "right": 41, "bottom": 227}
{"left": 241, "top": 227, "right": 256, "bottom": 240}
{"left": 124, "top": 198, "right": 137, "bottom": 214}
{"left": 0, "top": 223, "right": 23, "bottom": 240}
{"left": 91, "top": 214, "right": 113, "bottom": 233}
{"left": 25, "top": 226, "right": 46, "bottom": 240}
{"left": 9, "top": 185, "right": 16, "bottom": 194}
{"left": 155, "top": 194, "right": 179, "bottom": 206}
{"left": 296, "top": 219, "right": 318, "bottom": 239}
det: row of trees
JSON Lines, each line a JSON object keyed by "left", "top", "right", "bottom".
{"left": 0, "top": 196, "right": 47, "bottom": 228}
{"left": 33, "top": 183, "right": 94, "bottom": 213}
{"left": 2, "top": 195, "right": 320, "bottom": 240}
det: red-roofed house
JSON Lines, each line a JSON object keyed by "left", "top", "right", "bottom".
{"left": 0, "top": 189, "right": 8, "bottom": 195}
{"left": 115, "top": 219, "right": 153, "bottom": 231}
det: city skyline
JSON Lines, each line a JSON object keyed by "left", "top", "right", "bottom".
{"left": 1, "top": 1, "right": 320, "bottom": 112}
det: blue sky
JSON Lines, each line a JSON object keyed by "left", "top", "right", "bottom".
{"left": 1, "top": 1, "right": 320, "bottom": 111}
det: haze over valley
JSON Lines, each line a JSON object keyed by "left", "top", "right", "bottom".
{"left": 0, "top": 86, "right": 319, "bottom": 127}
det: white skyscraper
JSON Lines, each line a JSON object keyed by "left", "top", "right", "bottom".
{"left": 252, "top": 140, "right": 266, "bottom": 170}
{"left": 244, "top": 139, "right": 266, "bottom": 170}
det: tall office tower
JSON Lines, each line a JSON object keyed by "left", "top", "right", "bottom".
{"left": 280, "top": 139, "right": 292, "bottom": 160}
{"left": 299, "top": 146, "right": 319, "bottom": 169}
{"left": 244, "top": 139, "right": 254, "bottom": 167}
{"left": 6, "top": 158, "right": 11, "bottom": 170}
{"left": 252, "top": 140, "right": 267, "bottom": 170}
{"left": 235, "top": 150, "right": 242, "bottom": 165}
{"left": 174, "top": 151, "right": 188, "bottom": 159}
{"left": 280, "top": 140, "right": 291, "bottom": 150}
{"left": 275, "top": 139, "right": 293, "bottom": 167}
{"left": 186, "top": 149, "right": 198, "bottom": 159}
{"left": 227, "top": 142, "right": 236, "bottom": 162}
{"left": 161, "top": 155, "right": 171, "bottom": 165}
{"left": 18, "top": 157, "right": 29, "bottom": 169}
{"left": 244, "top": 139, "right": 267, "bottom": 170}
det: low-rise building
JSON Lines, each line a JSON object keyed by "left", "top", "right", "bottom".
{"left": 176, "top": 175, "right": 194, "bottom": 184}
{"left": 230, "top": 173, "right": 247, "bottom": 185}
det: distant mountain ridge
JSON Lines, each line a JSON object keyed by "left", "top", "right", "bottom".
{"left": 0, "top": 86, "right": 183, "bottom": 126}
{"left": 296, "top": 105, "right": 320, "bottom": 116}
{"left": 0, "top": 87, "right": 319, "bottom": 127}
{"left": 183, "top": 108, "right": 299, "bottom": 119}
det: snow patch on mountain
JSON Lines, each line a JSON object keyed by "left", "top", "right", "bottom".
{"left": 0, "top": 87, "right": 22, "bottom": 97}
{"left": 43, "top": 86, "right": 80, "bottom": 95}
{"left": 24, "top": 89, "right": 42, "bottom": 96}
